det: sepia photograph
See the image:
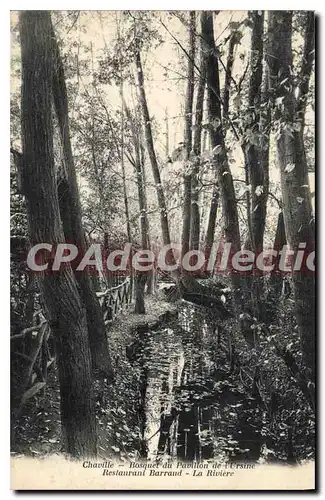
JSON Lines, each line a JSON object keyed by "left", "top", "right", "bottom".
{"left": 9, "top": 9, "right": 315, "bottom": 490}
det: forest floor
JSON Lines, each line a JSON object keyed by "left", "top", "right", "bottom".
{"left": 108, "top": 293, "right": 177, "bottom": 362}
{"left": 96, "top": 292, "right": 178, "bottom": 460}
{"left": 11, "top": 293, "right": 178, "bottom": 459}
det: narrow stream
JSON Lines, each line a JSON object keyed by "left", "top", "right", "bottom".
{"left": 136, "top": 303, "right": 263, "bottom": 462}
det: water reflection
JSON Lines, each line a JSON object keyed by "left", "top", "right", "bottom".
{"left": 136, "top": 303, "right": 262, "bottom": 462}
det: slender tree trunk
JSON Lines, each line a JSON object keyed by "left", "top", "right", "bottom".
{"left": 223, "top": 30, "right": 240, "bottom": 121}
{"left": 125, "top": 106, "right": 149, "bottom": 251}
{"left": 190, "top": 26, "right": 206, "bottom": 251}
{"left": 164, "top": 108, "right": 169, "bottom": 158}
{"left": 260, "top": 66, "right": 271, "bottom": 233}
{"left": 201, "top": 12, "right": 260, "bottom": 345}
{"left": 202, "top": 12, "right": 241, "bottom": 253}
{"left": 125, "top": 104, "right": 148, "bottom": 313}
{"left": 267, "top": 11, "right": 315, "bottom": 382}
{"left": 204, "top": 184, "right": 219, "bottom": 261}
{"left": 50, "top": 20, "right": 112, "bottom": 379}
{"left": 135, "top": 50, "right": 177, "bottom": 268}
{"left": 19, "top": 11, "right": 97, "bottom": 457}
{"left": 266, "top": 211, "right": 287, "bottom": 321}
{"left": 121, "top": 155, "right": 132, "bottom": 243}
{"left": 139, "top": 138, "right": 155, "bottom": 293}
{"left": 120, "top": 86, "right": 132, "bottom": 243}
{"left": 296, "top": 11, "right": 315, "bottom": 130}
{"left": 181, "top": 11, "right": 195, "bottom": 260}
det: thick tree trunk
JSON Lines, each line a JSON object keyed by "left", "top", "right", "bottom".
{"left": 190, "top": 26, "right": 206, "bottom": 252}
{"left": 243, "top": 11, "right": 267, "bottom": 253}
{"left": 50, "top": 20, "right": 112, "bottom": 379}
{"left": 19, "top": 11, "right": 97, "bottom": 457}
{"left": 181, "top": 11, "right": 195, "bottom": 260}
{"left": 202, "top": 12, "right": 258, "bottom": 345}
{"left": 243, "top": 11, "right": 270, "bottom": 317}
{"left": 135, "top": 50, "right": 177, "bottom": 268}
{"left": 267, "top": 11, "right": 315, "bottom": 382}
{"left": 134, "top": 274, "right": 147, "bottom": 315}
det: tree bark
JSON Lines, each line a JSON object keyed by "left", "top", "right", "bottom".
{"left": 135, "top": 49, "right": 177, "bottom": 268}
{"left": 223, "top": 30, "right": 240, "bottom": 122}
{"left": 296, "top": 11, "right": 315, "bottom": 130}
{"left": 202, "top": 12, "right": 241, "bottom": 253}
{"left": 134, "top": 274, "right": 147, "bottom": 315}
{"left": 243, "top": 11, "right": 267, "bottom": 253}
{"left": 181, "top": 11, "right": 195, "bottom": 260}
{"left": 267, "top": 11, "right": 315, "bottom": 382}
{"left": 190, "top": 23, "right": 206, "bottom": 252}
{"left": 50, "top": 19, "right": 112, "bottom": 379}
{"left": 125, "top": 104, "right": 149, "bottom": 313}
{"left": 19, "top": 11, "right": 97, "bottom": 457}
{"left": 125, "top": 105, "right": 149, "bottom": 251}
{"left": 266, "top": 211, "right": 287, "bottom": 321}
{"left": 139, "top": 138, "right": 155, "bottom": 293}
{"left": 202, "top": 12, "right": 258, "bottom": 346}
{"left": 243, "top": 11, "right": 270, "bottom": 316}
{"left": 204, "top": 184, "right": 219, "bottom": 261}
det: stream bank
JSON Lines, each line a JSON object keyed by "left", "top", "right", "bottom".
{"left": 12, "top": 294, "right": 314, "bottom": 465}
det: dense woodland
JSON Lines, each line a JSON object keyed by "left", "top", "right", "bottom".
{"left": 10, "top": 11, "right": 315, "bottom": 462}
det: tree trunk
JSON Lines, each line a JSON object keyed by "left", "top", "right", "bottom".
{"left": 140, "top": 139, "right": 155, "bottom": 293}
{"left": 202, "top": 12, "right": 257, "bottom": 345}
{"left": 134, "top": 274, "right": 147, "bottom": 315}
{"left": 135, "top": 50, "right": 177, "bottom": 268}
{"left": 202, "top": 11, "right": 241, "bottom": 253}
{"left": 164, "top": 108, "right": 169, "bottom": 158}
{"left": 19, "top": 11, "right": 97, "bottom": 457}
{"left": 242, "top": 11, "right": 270, "bottom": 317}
{"left": 271, "top": 211, "right": 287, "bottom": 289}
{"left": 120, "top": 86, "right": 133, "bottom": 243}
{"left": 50, "top": 20, "right": 112, "bottom": 379}
{"left": 190, "top": 24, "right": 206, "bottom": 252}
{"left": 203, "top": 13, "right": 241, "bottom": 260}
{"left": 266, "top": 211, "right": 287, "bottom": 322}
{"left": 125, "top": 104, "right": 149, "bottom": 313}
{"left": 296, "top": 11, "right": 315, "bottom": 130}
{"left": 267, "top": 11, "right": 315, "bottom": 382}
{"left": 243, "top": 11, "right": 267, "bottom": 253}
{"left": 181, "top": 11, "right": 195, "bottom": 260}
{"left": 204, "top": 184, "right": 219, "bottom": 263}
{"left": 125, "top": 105, "right": 149, "bottom": 251}
{"left": 223, "top": 30, "right": 240, "bottom": 122}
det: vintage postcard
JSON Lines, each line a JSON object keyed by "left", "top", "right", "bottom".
{"left": 10, "top": 10, "right": 315, "bottom": 490}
